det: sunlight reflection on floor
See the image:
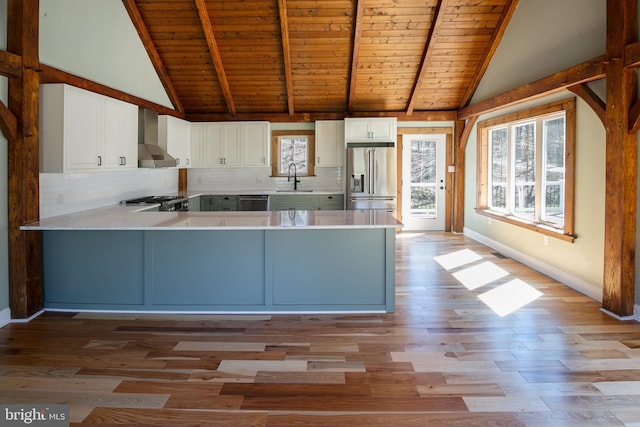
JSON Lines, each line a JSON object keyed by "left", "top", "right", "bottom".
{"left": 434, "top": 249, "right": 543, "bottom": 317}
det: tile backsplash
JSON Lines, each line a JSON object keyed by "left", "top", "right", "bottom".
{"left": 187, "top": 166, "right": 343, "bottom": 193}
{"left": 40, "top": 166, "right": 344, "bottom": 218}
{"left": 40, "top": 169, "right": 178, "bottom": 218}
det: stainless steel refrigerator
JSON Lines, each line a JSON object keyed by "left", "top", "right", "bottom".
{"left": 346, "top": 142, "right": 397, "bottom": 212}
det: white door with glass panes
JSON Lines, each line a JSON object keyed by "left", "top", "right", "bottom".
{"left": 402, "top": 134, "right": 446, "bottom": 230}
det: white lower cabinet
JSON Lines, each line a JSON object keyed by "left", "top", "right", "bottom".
{"left": 40, "top": 84, "right": 138, "bottom": 173}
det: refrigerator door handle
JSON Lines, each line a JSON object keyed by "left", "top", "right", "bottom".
{"left": 369, "top": 149, "right": 374, "bottom": 194}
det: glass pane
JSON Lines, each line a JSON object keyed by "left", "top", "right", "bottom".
{"left": 542, "top": 116, "right": 565, "bottom": 227}
{"left": 410, "top": 139, "right": 437, "bottom": 216}
{"left": 279, "top": 137, "right": 308, "bottom": 175}
{"left": 410, "top": 186, "right": 436, "bottom": 217}
{"left": 489, "top": 127, "right": 507, "bottom": 209}
{"left": 513, "top": 122, "right": 535, "bottom": 220}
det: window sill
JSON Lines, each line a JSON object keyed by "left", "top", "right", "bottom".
{"left": 475, "top": 209, "right": 575, "bottom": 243}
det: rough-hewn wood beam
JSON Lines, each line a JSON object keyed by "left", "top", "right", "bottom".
{"left": 624, "top": 40, "right": 640, "bottom": 68}
{"left": 406, "top": 0, "right": 443, "bottom": 115}
{"left": 7, "top": 0, "right": 42, "bottom": 319}
{"left": 347, "top": 0, "right": 364, "bottom": 114}
{"left": 186, "top": 110, "right": 457, "bottom": 123}
{"left": 0, "top": 100, "right": 18, "bottom": 142}
{"left": 194, "top": 0, "right": 236, "bottom": 117}
{"left": 278, "top": 0, "right": 295, "bottom": 116}
{"left": 602, "top": 0, "right": 637, "bottom": 318}
{"left": 458, "top": 0, "right": 519, "bottom": 108}
{"left": 458, "top": 55, "right": 606, "bottom": 120}
{"left": 452, "top": 116, "right": 477, "bottom": 233}
{"left": 121, "top": 0, "right": 184, "bottom": 113}
{"left": 40, "top": 64, "right": 180, "bottom": 117}
{"left": 568, "top": 83, "right": 606, "bottom": 126}
{"left": 0, "top": 50, "right": 23, "bottom": 77}
{"left": 629, "top": 99, "right": 640, "bottom": 133}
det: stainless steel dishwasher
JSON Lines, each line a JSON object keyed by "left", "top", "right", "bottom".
{"left": 237, "top": 195, "right": 270, "bottom": 211}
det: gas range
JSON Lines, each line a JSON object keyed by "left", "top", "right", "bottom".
{"left": 123, "top": 195, "right": 190, "bottom": 212}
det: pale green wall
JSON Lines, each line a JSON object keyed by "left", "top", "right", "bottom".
{"left": 39, "top": 0, "right": 172, "bottom": 108}
{"left": 464, "top": 95, "right": 606, "bottom": 298}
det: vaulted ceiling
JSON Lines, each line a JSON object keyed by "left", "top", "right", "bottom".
{"left": 122, "top": 0, "right": 517, "bottom": 121}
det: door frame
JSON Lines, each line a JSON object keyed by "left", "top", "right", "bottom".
{"left": 397, "top": 127, "right": 453, "bottom": 232}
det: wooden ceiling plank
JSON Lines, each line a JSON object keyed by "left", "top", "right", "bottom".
{"left": 347, "top": 0, "right": 365, "bottom": 114}
{"left": 458, "top": 55, "right": 606, "bottom": 120}
{"left": 458, "top": 0, "right": 518, "bottom": 108}
{"left": 194, "top": 0, "right": 236, "bottom": 116}
{"left": 121, "top": 0, "right": 184, "bottom": 113}
{"left": 406, "top": 0, "right": 443, "bottom": 115}
{"left": 278, "top": 0, "right": 295, "bottom": 115}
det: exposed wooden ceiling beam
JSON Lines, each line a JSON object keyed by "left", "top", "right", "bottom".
{"left": 0, "top": 100, "right": 18, "bottom": 142}
{"left": 121, "top": 0, "right": 184, "bottom": 114}
{"left": 458, "top": 55, "right": 606, "bottom": 120}
{"left": 194, "top": 0, "right": 236, "bottom": 117}
{"left": 568, "top": 83, "right": 606, "bottom": 126}
{"left": 278, "top": 0, "right": 294, "bottom": 116}
{"left": 187, "top": 110, "right": 457, "bottom": 123}
{"left": 458, "top": 0, "right": 519, "bottom": 108}
{"left": 0, "top": 50, "right": 23, "bottom": 77}
{"left": 40, "top": 64, "right": 180, "bottom": 117}
{"left": 347, "top": 0, "right": 365, "bottom": 114}
{"left": 406, "top": 0, "right": 443, "bottom": 115}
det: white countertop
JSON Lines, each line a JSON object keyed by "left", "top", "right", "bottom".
{"left": 21, "top": 203, "right": 402, "bottom": 231}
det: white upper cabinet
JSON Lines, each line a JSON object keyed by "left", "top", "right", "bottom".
{"left": 190, "top": 121, "right": 270, "bottom": 168}
{"left": 40, "top": 84, "right": 138, "bottom": 173}
{"left": 240, "top": 121, "right": 270, "bottom": 167}
{"left": 344, "top": 117, "right": 397, "bottom": 143}
{"left": 159, "top": 115, "right": 192, "bottom": 168}
{"left": 315, "top": 120, "right": 344, "bottom": 167}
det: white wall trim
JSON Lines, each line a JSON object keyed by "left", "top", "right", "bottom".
{"left": 0, "top": 307, "right": 10, "bottom": 328}
{"left": 464, "top": 227, "right": 603, "bottom": 303}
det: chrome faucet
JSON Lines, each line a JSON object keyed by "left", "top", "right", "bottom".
{"left": 287, "top": 162, "right": 301, "bottom": 190}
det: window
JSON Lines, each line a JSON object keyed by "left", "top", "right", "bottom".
{"left": 271, "top": 130, "right": 315, "bottom": 177}
{"left": 477, "top": 98, "right": 575, "bottom": 242}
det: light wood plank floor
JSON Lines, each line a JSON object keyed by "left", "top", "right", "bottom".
{"left": 2, "top": 232, "right": 640, "bottom": 426}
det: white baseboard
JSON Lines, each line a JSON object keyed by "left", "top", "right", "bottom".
{"left": 0, "top": 307, "right": 10, "bottom": 328}
{"left": 463, "top": 228, "right": 603, "bottom": 303}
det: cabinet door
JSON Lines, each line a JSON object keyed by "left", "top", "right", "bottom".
{"left": 219, "top": 123, "right": 242, "bottom": 166}
{"left": 344, "top": 118, "right": 371, "bottom": 142}
{"left": 162, "top": 115, "right": 192, "bottom": 168}
{"left": 317, "top": 194, "right": 344, "bottom": 210}
{"left": 191, "top": 123, "right": 220, "bottom": 168}
{"left": 315, "top": 120, "right": 344, "bottom": 167}
{"left": 369, "top": 119, "right": 396, "bottom": 141}
{"left": 241, "top": 122, "right": 270, "bottom": 167}
{"left": 103, "top": 98, "right": 138, "bottom": 169}
{"left": 64, "top": 86, "right": 103, "bottom": 171}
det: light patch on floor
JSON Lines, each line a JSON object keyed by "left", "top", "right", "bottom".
{"left": 478, "top": 279, "right": 543, "bottom": 317}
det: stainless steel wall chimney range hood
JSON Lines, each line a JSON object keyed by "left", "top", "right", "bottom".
{"left": 138, "top": 108, "right": 177, "bottom": 168}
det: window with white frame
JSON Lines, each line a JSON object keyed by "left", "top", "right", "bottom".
{"left": 477, "top": 98, "right": 576, "bottom": 241}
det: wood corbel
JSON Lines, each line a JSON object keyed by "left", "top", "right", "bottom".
{"left": 0, "top": 100, "right": 18, "bottom": 143}
{"left": 567, "top": 83, "right": 606, "bottom": 126}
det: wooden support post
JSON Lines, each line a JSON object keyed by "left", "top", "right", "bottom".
{"left": 602, "top": 0, "right": 637, "bottom": 317}
{"left": 7, "top": 0, "right": 42, "bottom": 318}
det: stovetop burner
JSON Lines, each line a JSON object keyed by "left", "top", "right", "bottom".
{"left": 123, "top": 195, "right": 190, "bottom": 211}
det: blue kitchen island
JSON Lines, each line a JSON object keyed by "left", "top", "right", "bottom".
{"left": 22, "top": 207, "right": 401, "bottom": 313}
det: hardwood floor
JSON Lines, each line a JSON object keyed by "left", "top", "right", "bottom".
{"left": 2, "top": 232, "right": 640, "bottom": 426}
